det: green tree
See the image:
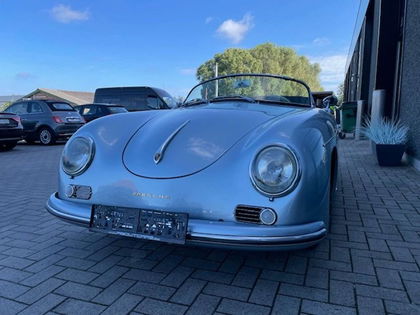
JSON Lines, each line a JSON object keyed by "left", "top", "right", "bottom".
{"left": 336, "top": 82, "right": 344, "bottom": 105}
{"left": 0, "top": 101, "right": 11, "bottom": 112}
{"left": 196, "top": 43, "right": 323, "bottom": 91}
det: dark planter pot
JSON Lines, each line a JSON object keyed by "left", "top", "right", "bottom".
{"left": 375, "top": 143, "right": 406, "bottom": 166}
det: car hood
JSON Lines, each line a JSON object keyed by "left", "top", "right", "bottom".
{"left": 123, "top": 105, "right": 298, "bottom": 178}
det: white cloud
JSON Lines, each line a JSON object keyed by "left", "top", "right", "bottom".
{"left": 310, "top": 55, "right": 347, "bottom": 92}
{"left": 216, "top": 13, "right": 254, "bottom": 44}
{"left": 179, "top": 68, "right": 196, "bottom": 75}
{"left": 205, "top": 17, "right": 213, "bottom": 24}
{"left": 313, "top": 37, "right": 330, "bottom": 46}
{"left": 50, "top": 4, "right": 89, "bottom": 23}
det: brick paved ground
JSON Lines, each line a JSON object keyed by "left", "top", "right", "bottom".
{"left": 0, "top": 140, "right": 419, "bottom": 314}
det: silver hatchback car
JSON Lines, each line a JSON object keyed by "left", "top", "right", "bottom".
{"left": 4, "top": 100, "right": 85, "bottom": 145}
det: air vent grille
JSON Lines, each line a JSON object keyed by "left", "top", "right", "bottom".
{"left": 234, "top": 205, "right": 262, "bottom": 224}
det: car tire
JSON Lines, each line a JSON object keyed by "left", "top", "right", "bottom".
{"left": 338, "top": 132, "right": 346, "bottom": 139}
{"left": 38, "top": 127, "right": 56, "bottom": 145}
{"left": 0, "top": 141, "right": 17, "bottom": 151}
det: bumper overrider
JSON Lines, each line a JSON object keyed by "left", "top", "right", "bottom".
{"left": 46, "top": 193, "right": 327, "bottom": 250}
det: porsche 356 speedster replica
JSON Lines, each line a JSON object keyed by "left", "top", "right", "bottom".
{"left": 46, "top": 74, "right": 338, "bottom": 250}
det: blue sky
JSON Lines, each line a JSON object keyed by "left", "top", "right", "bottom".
{"left": 0, "top": 1, "right": 359, "bottom": 97}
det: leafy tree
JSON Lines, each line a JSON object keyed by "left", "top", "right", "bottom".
{"left": 0, "top": 101, "right": 11, "bottom": 112}
{"left": 196, "top": 43, "right": 323, "bottom": 92}
{"left": 336, "top": 82, "right": 344, "bottom": 105}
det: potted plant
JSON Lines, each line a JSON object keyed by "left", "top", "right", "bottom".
{"left": 361, "top": 118, "right": 409, "bottom": 166}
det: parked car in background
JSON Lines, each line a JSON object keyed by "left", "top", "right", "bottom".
{"left": 0, "top": 112, "right": 23, "bottom": 151}
{"left": 94, "top": 86, "right": 177, "bottom": 111}
{"left": 4, "top": 100, "right": 85, "bottom": 145}
{"left": 46, "top": 74, "right": 338, "bottom": 250}
{"left": 76, "top": 103, "right": 128, "bottom": 123}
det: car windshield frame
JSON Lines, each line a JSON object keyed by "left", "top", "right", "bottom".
{"left": 183, "top": 73, "right": 314, "bottom": 108}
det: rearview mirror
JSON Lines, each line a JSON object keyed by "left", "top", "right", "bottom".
{"left": 322, "top": 95, "right": 338, "bottom": 108}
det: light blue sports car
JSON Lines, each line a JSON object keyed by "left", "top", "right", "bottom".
{"left": 46, "top": 74, "right": 338, "bottom": 250}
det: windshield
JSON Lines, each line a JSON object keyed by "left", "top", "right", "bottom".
{"left": 108, "top": 106, "right": 127, "bottom": 113}
{"left": 184, "top": 74, "right": 311, "bottom": 107}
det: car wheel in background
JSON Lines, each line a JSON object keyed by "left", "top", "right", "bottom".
{"left": 0, "top": 141, "right": 17, "bottom": 151}
{"left": 38, "top": 128, "right": 56, "bottom": 145}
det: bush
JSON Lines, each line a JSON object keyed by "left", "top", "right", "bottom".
{"left": 361, "top": 117, "right": 409, "bottom": 144}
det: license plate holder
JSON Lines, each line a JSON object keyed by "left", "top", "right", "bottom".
{"left": 90, "top": 205, "right": 188, "bottom": 244}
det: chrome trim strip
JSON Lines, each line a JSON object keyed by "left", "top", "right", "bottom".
{"left": 323, "top": 135, "right": 335, "bottom": 147}
{"left": 154, "top": 120, "right": 190, "bottom": 164}
{"left": 190, "top": 229, "right": 327, "bottom": 244}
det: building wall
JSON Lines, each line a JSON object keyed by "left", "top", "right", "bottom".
{"left": 399, "top": 0, "right": 420, "bottom": 159}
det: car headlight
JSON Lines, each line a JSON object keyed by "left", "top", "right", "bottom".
{"left": 250, "top": 145, "right": 300, "bottom": 196}
{"left": 62, "top": 137, "right": 95, "bottom": 176}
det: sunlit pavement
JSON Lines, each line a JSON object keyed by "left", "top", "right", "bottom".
{"left": 0, "top": 140, "right": 419, "bottom": 314}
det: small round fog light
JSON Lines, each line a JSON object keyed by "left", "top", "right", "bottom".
{"left": 260, "top": 208, "right": 277, "bottom": 225}
{"left": 65, "top": 185, "right": 75, "bottom": 198}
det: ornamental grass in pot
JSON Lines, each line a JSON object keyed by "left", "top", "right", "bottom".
{"left": 362, "top": 118, "right": 409, "bottom": 166}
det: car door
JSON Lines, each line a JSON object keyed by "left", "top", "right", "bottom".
{"left": 27, "top": 102, "right": 44, "bottom": 132}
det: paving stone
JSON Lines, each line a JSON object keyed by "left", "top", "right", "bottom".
{"left": 0, "top": 297, "right": 27, "bottom": 314}
{"left": 231, "top": 266, "right": 260, "bottom": 288}
{"left": 248, "top": 279, "right": 279, "bottom": 306}
{"left": 0, "top": 280, "right": 29, "bottom": 299}
{"left": 129, "top": 282, "right": 175, "bottom": 300}
{"left": 186, "top": 294, "right": 220, "bottom": 315}
{"left": 191, "top": 269, "right": 234, "bottom": 284}
{"left": 92, "top": 278, "right": 135, "bottom": 305}
{"left": 55, "top": 268, "right": 99, "bottom": 284}
{"left": 217, "top": 298, "right": 270, "bottom": 315}
{"left": 355, "top": 284, "right": 409, "bottom": 302}
{"left": 376, "top": 267, "right": 404, "bottom": 289}
{"left": 272, "top": 295, "right": 300, "bottom": 315}
{"left": 329, "top": 280, "right": 355, "bottom": 307}
{"left": 0, "top": 267, "right": 32, "bottom": 283}
{"left": 21, "top": 265, "right": 65, "bottom": 287}
{"left": 279, "top": 283, "right": 328, "bottom": 302}
{"left": 135, "top": 297, "right": 188, "bottom": 315}
{"left": 170, "top": 278, "right": 206, "bottom": 305}
{"left": 102, "top": 293, "right": 142, "bottom": 314}
{"left": 301, "top": 300, "right": 356, "bottom": 315}
{"left": 357, "top": 296, "right": 385, "bottom": 315}
{"left": 384, "top": 300, "right": 420, "bottom": 314}
{"left": 54, "top": 281, "right": 102, "bottom": 301}
{"left": 16, "top": 278, "right": 65, "bottom": 304}
{"left": 19, "top": 293, "right": 66, "bottom": 315}
{"left": 54, "top": 298, "right": 106, "bottom": 314}
{"left": 203, "top": 282, "right": 250, "bottom": 301}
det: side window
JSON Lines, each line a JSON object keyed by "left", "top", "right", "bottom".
{"left": 146, "top": 96, "right": 159, "bottom": 109}
{"left": 30, "top": 102, "right": 43, "bottom": 113}
{"left": 82, "top": 106, "right": 91, "bottom": 115}
{"left": 6, "top": 103, "right": 28, "bottom": 115}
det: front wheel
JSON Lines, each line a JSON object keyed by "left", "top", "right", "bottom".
{"left": 38, "top": 128, "right": 56, "bottom": 145}
{"left": 0, "top": 141, "right": 17, "bottom": 151}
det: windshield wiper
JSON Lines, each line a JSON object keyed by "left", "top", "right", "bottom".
{"left": 209, "top": 95, "right": 257, "bottom": 103}
{"left": 181, "top": 98, "right": 209, "bottom": 107}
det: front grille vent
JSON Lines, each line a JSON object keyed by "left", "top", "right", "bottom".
{"left": 235, "top": 205, "right": 262, "bottom": 224}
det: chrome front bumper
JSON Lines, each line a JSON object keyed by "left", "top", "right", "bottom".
{"left": 46, "top": 193, "right": 327, "bottom": 250}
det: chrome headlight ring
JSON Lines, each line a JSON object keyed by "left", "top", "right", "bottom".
{"left": 250, "top": 144, "right": 300, "bottom": 197}
{"left": 62, "top": 136, "right": 95, "bottom": 176}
